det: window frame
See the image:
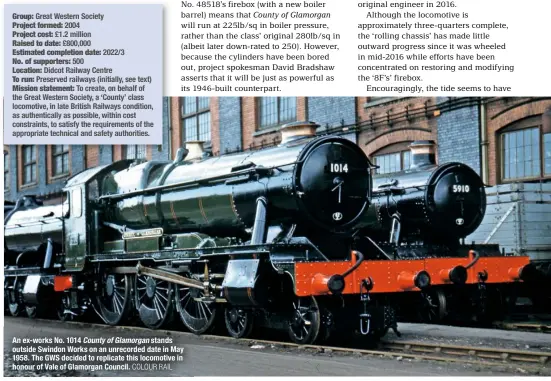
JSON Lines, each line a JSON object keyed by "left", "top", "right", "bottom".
{"left": 181, "top": 97, "right": 211, "bottom": 143}
{"left": 51, "top": 145, "right": 70, "bottom": 177}
{"left": 22, "top": 145, "right": 37, "bottom": 186}
{"left": 371, "top": 141, "right": 413, "bottom": 175}
{"left": 123, "top": 145, "right": 147, "bottom": 160}
{"left": 257, "top": 97, "right": 297, "bottom": 130}
{"left": 498, "top": 116, "right": 551, "bottom": 183}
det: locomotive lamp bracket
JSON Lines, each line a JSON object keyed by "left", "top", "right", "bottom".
{"left": 360, "top": 277, "right": 374, "bottom": 298}
{"left": 359, "top": 277, "right": 374, "bottom": 335}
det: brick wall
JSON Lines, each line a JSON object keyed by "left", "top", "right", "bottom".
{"left": 86, "top": 146, "right": 99, "bottom": 168}
{"left": 98, "top": 146, "right": 113, "bottom": 165}
{"left": 241, "top": 97, "right": 258, "bottom": 149}
{"left": 297, "top": 97, "right": 307, "bottom": 121}
{"left": 70, "top": 146, "right": 86, "bottom": 175}
{"left": 218, "top": 97, "right": 242, "bottom": 155}
{"left": 6, "top": 97, "right": 549, "bottom": 203}
{"left": 357, "top": 97, "right": 438, "bottom": 158}
{"left": 8, "top": 145, "right": 85, "bottom": 203}
{"left": 5, "top": 97, "right": 172, "bottom": 202}
{"left": 308, "top": 97, "right": 356, "bottom": 134}
{"left": 242, "top": 97, "right": 308, "bottom": 149}
{"left": 170, "top": 97, "right": 183, "bottom": 160}
{"left": 113, "top": 146, "right": 123, "bottom": 162}
{"left": 437, "top": 98, "right": 481, "bottom": 174}
{"left": 143, "top": 97, "right": 172, "bottom": 162}
{"left": 210, "top": 97, "right": 221, "bottom": 156}
{"left": 485, "top": 98, "right": 551, "bottom": 185}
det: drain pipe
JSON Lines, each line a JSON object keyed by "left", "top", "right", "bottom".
{"left": 167, "top": 97, "right": 173, "bottom": 160}
{"left": 480, "top": 100, "right": 489, "bottom": 184}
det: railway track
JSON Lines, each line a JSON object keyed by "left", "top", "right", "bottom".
{"left": 495, "top": 321, "right": 551, "bottom": 334}
{"left": 494, "top": 313, "right": 551, "bottom": 334}
{"left": 32, "top": 318, "right": 551, "bottom": 372}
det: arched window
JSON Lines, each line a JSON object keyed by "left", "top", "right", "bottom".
{"left": 499, "top": 115, "right": 551, "bottom": 182}
{"left": 371, "top": 141, "right": 412, "bottom": 175}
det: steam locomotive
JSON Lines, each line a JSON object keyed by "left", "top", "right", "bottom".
{"left": 4, "top": 123, "right": 532, "bottom": 344}
{"left": 356, "top": 141, "right": 538, "bottom": 323}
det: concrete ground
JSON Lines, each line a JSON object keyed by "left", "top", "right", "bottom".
{"left": 4, "top": 317, "right": 546, "bottom": 377}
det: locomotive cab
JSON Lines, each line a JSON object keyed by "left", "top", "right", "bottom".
{"left": 60, "top": 160, "right": 136, "bottom": 270}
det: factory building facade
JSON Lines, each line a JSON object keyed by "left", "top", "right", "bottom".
{"left": 5, "top": 97, "right": 550, "bottom": 204}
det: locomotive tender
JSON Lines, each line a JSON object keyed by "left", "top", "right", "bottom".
{"left": 4, "top": 123, "right": 532, "bottom": 343}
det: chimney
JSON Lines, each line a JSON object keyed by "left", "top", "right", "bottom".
{"left": 543, "top": 106, "right": 551, "bottom": 134}
{"left": 409, "top": 140, "right": 436, "bottom": 169}
{"left": 184, "top": 141, "right": 205, "bottom": 161}
{"left": 280, "top": 121, "right": 319, "bottom": 144}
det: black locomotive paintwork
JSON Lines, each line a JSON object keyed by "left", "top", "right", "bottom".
{"left": 3, "top": 131, "right": 540, "bottom": 339}
{"left": 100, "top": 135, "right": 372, "bottom": 239}
{"left": 360, "top": 161, "right": 486, "bottom": 244}
{"left": 4, "top": 196, "right": 66, "bottom": 254}
{"left": 4, "top": 135, "right": 371, "bottom": 269}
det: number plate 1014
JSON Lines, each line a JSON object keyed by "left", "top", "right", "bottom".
{"left": 329, "top": 163, "right": 348, "bottom": 173}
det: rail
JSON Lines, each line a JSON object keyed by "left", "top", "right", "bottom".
{"left": 27, "top": 318, "right": 551, "bottom": 371}
{"left": 495, "top": 321, "right": 551, "bottom": 334}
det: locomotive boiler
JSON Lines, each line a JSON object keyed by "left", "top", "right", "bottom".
{"left": 101, "top": 121, "right": 371, "bottom": 246}
{"left": 360, "top": 140, "right": 486, "bottom": 247}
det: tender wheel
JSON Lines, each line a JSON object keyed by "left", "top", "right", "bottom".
{"left": 288, "top": 296, "right": 321, "bottom": 345}
{"left": 135, "top": 275, "right": 174, "bottom": 329}
{"left": 8, "top": 279, "right": 24, "bottom": 317}
{"left": 224, "top": 307, "right": 254, "bottom": 339}
{"left": 417, "top": 289, "right": 447, "bottom": 324}
{"left": 175, "top": 277, "right": 216, "bottom": 334}
{"left": 96, "top": 274, "right": 132, "bottom": 326}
